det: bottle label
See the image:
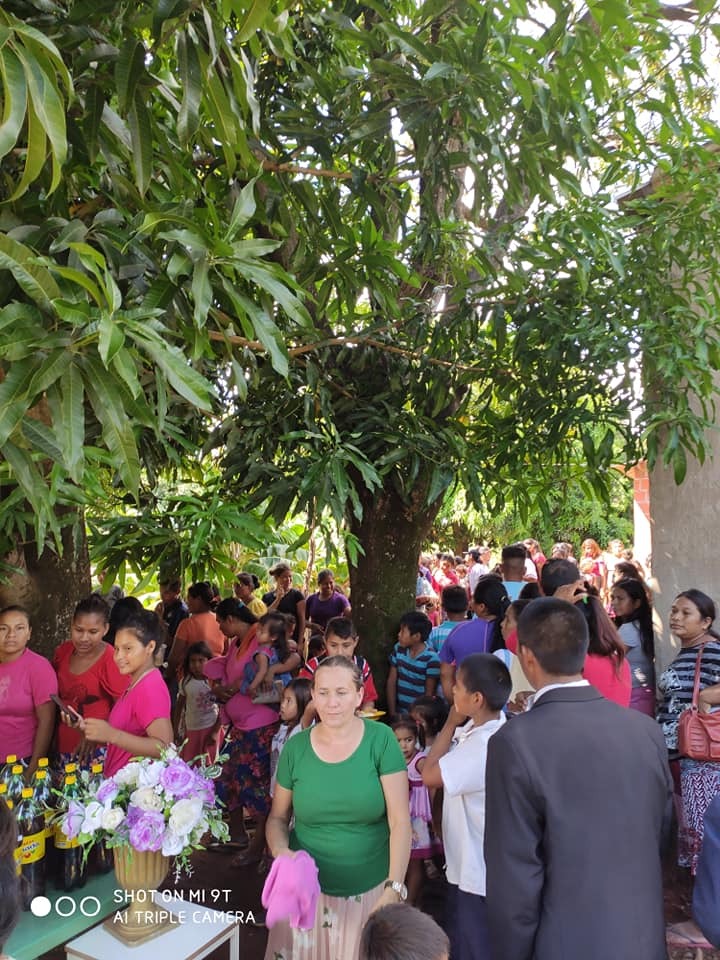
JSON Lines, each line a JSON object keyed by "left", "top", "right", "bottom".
{"left": 20, "top": 830, "right": 45, "bottom": 864}
{"left": 54, "top": 824, "right": 79, "bottom": 849}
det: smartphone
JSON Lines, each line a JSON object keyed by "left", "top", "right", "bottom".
{"left": 50, "top": 695, "right": 82, "bottom": 721}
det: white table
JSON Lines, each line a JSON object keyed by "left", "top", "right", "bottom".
{"left": 65, "top": 894, "right": 240, "bottom": 960}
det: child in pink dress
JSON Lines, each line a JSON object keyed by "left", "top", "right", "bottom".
{"left": 392, "top": 714, "right": 442, "bottom": 905}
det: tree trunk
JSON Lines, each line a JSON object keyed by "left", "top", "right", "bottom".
{"left": 348, "top": 484, "right": 442, "bottom": 708}
{"left": 0, "top": 512, "right": 91, "bottom": 660}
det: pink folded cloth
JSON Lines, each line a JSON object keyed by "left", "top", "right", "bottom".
{"left": 262, "top": 850, "right": 321, "bottom": 931}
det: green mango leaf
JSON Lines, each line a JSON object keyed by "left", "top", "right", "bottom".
{"left": 0, "top": 46, "right": 27, "bottom": 159}
{"left": 98, "top": 314, "right": 125, "bottom": 366}
{"left": 0, "top": 234, "right": 61, "bottom": 312}
{"left": 128, "top": 92, "right": 152, "bottom": 196}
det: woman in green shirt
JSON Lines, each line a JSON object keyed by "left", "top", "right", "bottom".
{"left": 265, "top": 656, "right": 411, "bottom": 960}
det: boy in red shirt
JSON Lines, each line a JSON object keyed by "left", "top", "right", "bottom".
{"left": 299, "top": 617, "right": 377, "bottom": 709}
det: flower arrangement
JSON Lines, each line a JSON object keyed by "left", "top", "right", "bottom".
{"left": 60, "top": 746, "right": 229, "bottom": 878}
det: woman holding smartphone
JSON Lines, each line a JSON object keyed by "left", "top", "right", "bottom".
{"left": 53, "top": 595, "right": 129, "bottom": 767}
{"left": 63, "top": 609, "right": 172, "bottom": 776}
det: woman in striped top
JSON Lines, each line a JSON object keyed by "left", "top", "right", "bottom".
{"left": 657, "top": 589, "right": 720, "bottom": 874}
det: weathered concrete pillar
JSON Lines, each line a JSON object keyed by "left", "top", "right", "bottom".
{"left": 649, "top": 416, "right": 720, "bottom": 671}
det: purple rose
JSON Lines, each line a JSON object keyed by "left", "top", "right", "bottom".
{"left": 195, "top": 777, "right": 215, "bottom": 806}
{"left": 126, "top": 805, "right": 142, "bottom": 827}
{"left": 128, "top": 809, "right": 166, "bottom": 852}
{"left": 159, "top": 759, "right": 196, "bottom": 799}
{"left": 63, "top": 800, "right": 86, "bottom": 840}
{"left": 96, "top": 780, "right": 120, "bottom": 805}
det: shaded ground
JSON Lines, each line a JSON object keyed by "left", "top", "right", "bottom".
{"left": 39, "top": 830, "right": 718, "bottom": 960}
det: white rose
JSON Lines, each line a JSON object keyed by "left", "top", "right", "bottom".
{"left": 161, "top": 830, "right": 186, "bottom": 856}
{"left": 114, "top": 762, "right": 142, "bottom": 787}
{"left": 168, "top": 798, "right": 204, "bottom": 837}
{"left": 163, "top": 743, "right": 179, "bottom": 761}
{"left": 101, "top": 806, "right": 126, "bottom": 831}
{"left": 80, "top": 801, "right": 104, "bottom": 835}
{"left": 130, "top": 786, "right": 165, "bottom": 812}
{"left": 137, "top": 761, "right": 164, "bottom": 788}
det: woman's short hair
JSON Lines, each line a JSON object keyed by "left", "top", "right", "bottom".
{"left": 359, "top": 903, "right": 449, "bottom": 960}
{"left": 313, "top": 655, "right": 363, "bottom": 690}
{"left": 269, "top": 562, "right": 292, "bottom": 578}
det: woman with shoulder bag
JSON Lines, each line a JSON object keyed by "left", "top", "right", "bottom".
{"left": 657, "top": 589, "right": 720, "bottom": 877}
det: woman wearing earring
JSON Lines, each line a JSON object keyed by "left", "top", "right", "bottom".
{"left": 73, "top": 610, "right": 173, "bottom": 777}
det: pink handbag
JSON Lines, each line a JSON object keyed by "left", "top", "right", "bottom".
{"left": 677, "top": 643, "right": 720, "bottom": 761}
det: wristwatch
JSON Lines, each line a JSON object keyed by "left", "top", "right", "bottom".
{"left": 384, "top": 879, "right": 408, "bottom": 901}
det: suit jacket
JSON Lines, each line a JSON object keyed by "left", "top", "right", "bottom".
{"left": 484, "top": 685, "right": 672, "bottom": 960}
{"left": 693, "top": 793, "right": 720, "bottom": 947}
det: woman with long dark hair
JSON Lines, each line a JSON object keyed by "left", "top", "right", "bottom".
{"left": 610, "top": 577, "right": 655, "bottom": 716}
{"left": 658, "top": 590, "right": 720, "bottom": 875}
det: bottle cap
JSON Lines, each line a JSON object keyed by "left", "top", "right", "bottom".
{"left": 6, "top": 800, "right": 13, "bottom": 810}
{"left": 38, "top": 758, "right": 48, "bottom": 768}
{"left": 0, "top": 785, "right": 6, "bottom": 795}
{"left": 11, "top": 765, "right": 23, "bottom": 775}
{"left": 21, "top": 788, "right": 32, "bottom": 799}
{"left": 91, "top": 764, "right": 102, "bottom": 774}
{"left": 35, "top": 771, "right": 47, "bottom": 781}
{"left": 5, "top": 755, "right": 17, "bottom": 764}
{"left": 65, "top": 776, "right": 77, "bottom": 786}
{"left": 64, "top": 763, "right": 77, "bottom": 773}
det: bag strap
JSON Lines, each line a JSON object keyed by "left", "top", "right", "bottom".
{"left": 690, "top": 642, "right": 707, "bottom": 709}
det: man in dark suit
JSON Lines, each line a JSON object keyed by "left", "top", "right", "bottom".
{"left": 484, "top": 597, "right": 672, "bottom": 960}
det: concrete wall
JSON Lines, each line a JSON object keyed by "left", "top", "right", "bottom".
{"left": 649, "top": 415, "right": 720, "bottom": 672}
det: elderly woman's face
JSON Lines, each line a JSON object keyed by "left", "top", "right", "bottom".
{"left": 0, "top": 610, "right": 31, "bottom": 663}
{"left": 312, "top": 665, "right": 363, "bottom": 726}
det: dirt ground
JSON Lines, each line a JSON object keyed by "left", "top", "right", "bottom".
{"left": 39, "top": 834, "right": 719, "bottom": 960}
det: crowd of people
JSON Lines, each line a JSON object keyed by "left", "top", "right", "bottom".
{"left": 0, "top": 536, "right": 719, "bottom": 960}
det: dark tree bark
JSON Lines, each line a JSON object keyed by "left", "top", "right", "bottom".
{"left": 347, "top": 485, "right": 442, "bottom": 707}
{"left": 0, "top": 513, "right": 91, "bottom": 660}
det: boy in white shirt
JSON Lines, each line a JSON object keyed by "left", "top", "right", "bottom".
{"left": 421, "top": 653, "right": 511, "bottom": 960}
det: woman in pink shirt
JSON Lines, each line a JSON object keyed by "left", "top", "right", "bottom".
{"left": 0, "top": 605, "right": 57, "bottom": 780}
{"left": 206, "top": 598, "right": 280, "bottom": 866}
{"left": 69, "top": 610, "right": 172, "bottom": 776}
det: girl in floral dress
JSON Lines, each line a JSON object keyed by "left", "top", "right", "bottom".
{"left": 392, "top": 714, "right": 441, "bottom": 905}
